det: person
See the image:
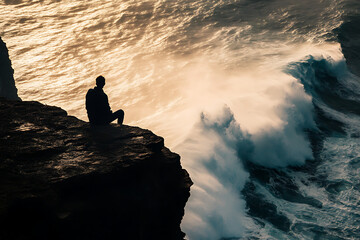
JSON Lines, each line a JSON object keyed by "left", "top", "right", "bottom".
{"left": 86, "top": 75, "right": 124, "bottom": 125}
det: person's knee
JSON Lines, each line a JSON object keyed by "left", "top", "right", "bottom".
{"left": 116, "top": 109, "right": 124, "bottom": 118}
{"left": 115, "top": 109, "right": 124, "bottom": 125}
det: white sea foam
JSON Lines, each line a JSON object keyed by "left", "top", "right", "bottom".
{"left": 178, "top": 76, "right": 317, "bottom": 239}
{"left": 179, "top": 107, "right": 253, "bottom": 239}
{"left": 250, "top": 81, "right": 316, "bottom": 167}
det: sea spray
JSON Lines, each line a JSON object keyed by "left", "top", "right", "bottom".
{"left": 180, "top": 107, "right": 253, "bottom": 240}
{"left": 251, "top": 81, "right": 316, "bottom": 168}
{"left": 180, "top": 81, "right": 317, "bottom": 239}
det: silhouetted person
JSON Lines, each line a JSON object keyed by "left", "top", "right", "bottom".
{"left": 86, "top": 76, "right": 124, "bottom": 125}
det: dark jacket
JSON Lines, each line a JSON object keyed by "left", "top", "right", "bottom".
{"left": 86, "top": 87, "right": 112, "bottom": 125}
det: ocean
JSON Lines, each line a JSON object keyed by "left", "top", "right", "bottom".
{"left": 1, "top": 0, "right": 360, "bottom": 239}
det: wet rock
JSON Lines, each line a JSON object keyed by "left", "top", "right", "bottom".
{"left": 0, "top": 98, "right": 192, "bottom": 240}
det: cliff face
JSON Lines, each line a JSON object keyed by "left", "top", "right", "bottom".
{"left": 0, "top": 37, "right": 20, "bottom": 100}
{"left": 0, "top": 98, "right": 192, "bottom": 240}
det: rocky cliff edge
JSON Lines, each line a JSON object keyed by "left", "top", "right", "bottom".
{"left": 0, "top": 98, "right": 192, "bottom": 240}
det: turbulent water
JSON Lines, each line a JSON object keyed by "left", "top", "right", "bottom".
{"left": 2, "top": 0, "right": 360, "bottom": 239}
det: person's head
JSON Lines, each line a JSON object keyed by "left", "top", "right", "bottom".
{"left": 96, "top": 75, "right": 105, "bottom": 88}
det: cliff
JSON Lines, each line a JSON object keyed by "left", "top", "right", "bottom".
{"left": 0, "top": 98, "right": 192, "bottom": 240}
{"left": 0, "top": 37, "right": 20, "bottom": 100}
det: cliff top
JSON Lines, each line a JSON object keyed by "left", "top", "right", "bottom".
{"left": 0, "top": 98, "right": 170, "bottom": 180}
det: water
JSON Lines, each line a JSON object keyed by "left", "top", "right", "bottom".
{"left": 2, "top": 0, "right": 360, "bottom": 239}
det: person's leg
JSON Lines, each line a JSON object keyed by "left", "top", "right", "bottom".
{"left": 113, "top": 109, "right": 124, "bottom": 125}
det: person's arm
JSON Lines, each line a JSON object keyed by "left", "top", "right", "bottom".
{"left": 104, "top": 94, "right": 112, "bottom": 114}
{"left": 85, "top": 89, "right": 94, "bottom": 111}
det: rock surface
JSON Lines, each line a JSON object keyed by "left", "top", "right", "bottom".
{"left": 337, "top": 16, "right": 360, "bottom": 77}
{"left": 0, "top": 98, "right": 192, "bottom": 240}
{"left": 0, "top": 37, "right": 20, "bottom": 100}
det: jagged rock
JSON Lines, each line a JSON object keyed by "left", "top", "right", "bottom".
{"left": 0, "top": 98, "right": 192, "bottom": 240}
{"left": 0, "top": 37, "right": 20, "bottom": 101}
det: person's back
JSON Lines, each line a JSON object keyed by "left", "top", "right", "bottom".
{"left": 86, "top": 76, "right": 124, "bottom": 125}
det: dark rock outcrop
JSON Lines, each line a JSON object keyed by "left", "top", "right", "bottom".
{"left": 336, "top": 15, "right": 360, "bottom": 77}
{"left": 0, "top": 37, "right": 21, "bottom": 101}
{"left": 0, "top": 98, "right": 192, "bottom": 240}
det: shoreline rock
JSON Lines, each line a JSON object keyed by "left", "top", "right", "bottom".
{"left": 0, "top": 98, "right": 192, "bottom": 240}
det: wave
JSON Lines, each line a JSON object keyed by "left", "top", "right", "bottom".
{"left": 179, "top": 107, "right": 252, "bottom": 240}
{"left": 179, "top": 68, "right": 318, "bottom": 239}
{"left": 286, "top": 56, "right": 360, "bottom": 115}
{"left": 286, "top": 55, "right": 360, "bottom": 139}
{"left": 180, "top": 47, "right": 360, "bottom": 239}
{"left": 248, "top": 54, "right": 360, "bottom": 239}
